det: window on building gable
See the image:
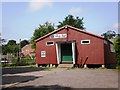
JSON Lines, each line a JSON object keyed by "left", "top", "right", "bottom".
{"left": 46, "top": 41, "right": 54, "bottom": 46}
{"left": 81, "top": 40, "right": 90, "bottom": 44}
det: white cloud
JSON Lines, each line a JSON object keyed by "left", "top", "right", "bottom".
{"left": 28, "top": 0, "right": 53, "bottom": 12}
{"left": 69, "top": 7, "right": 83, "bottom": 14}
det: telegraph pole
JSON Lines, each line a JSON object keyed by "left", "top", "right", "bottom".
{"left": 18, "top": 39, "right": 21, "bottom": 62}
{"left": 19, "top": 39, "right": 21, "bottom": 61}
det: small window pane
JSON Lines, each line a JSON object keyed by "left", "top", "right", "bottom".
{"left": 47, "top": 42, "right": 53, "bottom": 45}
{"left": 82, "top": 41, "right": 89, "bottom": 43}
{"left": 81, "top": 40, "right": 90, "bottom": 44}
{"left": 46, "top": 41, "right": 54, "bottom": 46}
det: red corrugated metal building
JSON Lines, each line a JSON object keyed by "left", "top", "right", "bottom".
{"left": 35, "top": 25, "right": 116, "bottom": 68}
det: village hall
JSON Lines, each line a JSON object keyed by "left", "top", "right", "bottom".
{"left": 35, "top": 25, "right": 116, "bottom": 68}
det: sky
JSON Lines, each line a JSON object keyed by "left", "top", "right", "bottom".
{"left": 1, "top": 1, "right": 118, "bottom": 43}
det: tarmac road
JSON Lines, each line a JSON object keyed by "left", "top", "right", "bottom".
{"left": 1, "top": 67, "right": 119, "bottom": 90}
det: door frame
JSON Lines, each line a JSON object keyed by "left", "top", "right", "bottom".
{"left": 56, "top": 40, "right": 76, "bottom": 64}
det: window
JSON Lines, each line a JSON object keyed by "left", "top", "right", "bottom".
{"left": 110, "top": 44, "right": 115, "bottom": 52}
{"left": 41, "top": 51, "right": 46, "bottom": 57}
{"left": 46, "top": 41, "right": 54, "bottom": 46}
{"left": 81, "top": 40, "right": 90, "bottom": 44}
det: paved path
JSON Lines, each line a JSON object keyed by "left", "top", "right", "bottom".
{"left": 1, "top": 67, "right": 119, "bottom": 89}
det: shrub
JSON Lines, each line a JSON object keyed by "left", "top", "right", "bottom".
{"left": 1, "top": 56, "right": 35, "bottom": 67}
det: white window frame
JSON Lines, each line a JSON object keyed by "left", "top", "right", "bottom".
{"left": 41, "top": 51, "right": 46, "bottom": 57}
{"left": 81, "top": 40, "right": 90, "bottom": 44}
{"left": 46, "top": 41, "right": 54, "bottom": 46}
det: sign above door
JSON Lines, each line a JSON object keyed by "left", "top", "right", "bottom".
{"left": 50, "top": 34, "right": 67, "bottom": 39}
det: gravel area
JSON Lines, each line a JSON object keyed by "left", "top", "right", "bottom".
{"left": 2, "top": 67, "right": 119, "bottom": 89}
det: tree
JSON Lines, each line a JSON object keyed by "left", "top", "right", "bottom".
{"left": 20, "top": 40, "right": 29, "bottom": 48}
{"left": 57, "top": 15, "right": 85, "bottom": 29}
{"left": 7, "top": 40, "right": 17, "bottom": 54}
{"left": 31, "top": 22, "right": 54, "bottom": 48}
{"left": 2, "top": 44, "right": 8, "bottom": 55}
{"left": 0, "top": 39, "right": 6, "bottom": 45}
{"left": 2, "top": 40, "right": 19, "bottom": 56}
{"left": 114, "top": 35, "right": 120, "bottom": 66}
{"left": 101, "top": 30, "right": 116, "bottom": 39}
{"left": 7, "top": 40, "right": 16, "bottom": 45}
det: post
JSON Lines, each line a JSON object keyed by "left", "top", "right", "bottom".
{"left": 36, "top": 64, "right": 38, "bottom": 67}
{"left": 102, "top": 65, "right": 105, "bottom": 68}
{"left": 84, "top": 64, "right": 87, "bottom": 68}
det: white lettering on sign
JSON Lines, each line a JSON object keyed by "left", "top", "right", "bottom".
{"left": 50, "top": 34, "right": 67, "bottom": 38}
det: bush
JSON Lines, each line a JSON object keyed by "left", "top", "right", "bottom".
{"left": 13, "top": 57, "right": 35, "bottom": 66}
{"left": 1, "top": 56, "right": 35, "bottom": 67}
{"left": 114, "top": 36, "right": 120, "bottom": 66}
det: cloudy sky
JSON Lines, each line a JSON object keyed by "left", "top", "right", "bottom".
{"left": 1, "top": 1, "right": 118, "bottom": 42}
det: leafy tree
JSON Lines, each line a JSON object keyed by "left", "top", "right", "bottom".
{"left": 101, "top": 30, "right": 116, "bottom": 39}
{"left": 2, "top": 44, "right": 8, "bottom": 55}
{"left": 7, "top": 40, "right": 16, "bottom": 45}
{"left": 31, "top": 22, "right": 54, "bottom": 48}
{"left": 0, "top": 39, "right": 6, "bottom": 45}
{"left": 57, "top": 15, "right": 85, "bottom": 29}
{"left": 20, "top": 40, "right": 29, "bottom": 48}
{"left": 114, "top": 35, "right": 120, "bottom": 66}
{"left": 6, "top": 40, "right": 17, "bottom": 54}
{"left": 2, "top": 40, "right": 19, "bottom": 56}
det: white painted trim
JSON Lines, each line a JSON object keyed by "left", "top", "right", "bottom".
{"left": 46, "top": 41, "right": 54, "bottom": 46}
{"left": 56, "top": 43, "right": 59, "bottom": 64}
{"left": 81, "top": 40, "right": 90, "bottom": 44}
{"left": 72, "top": 42, "right": 75, "bottom": 64}
{"left": 58, "top": 44, "right": 61, "bottom": 63}
{"left": 56, "top": 41, "right": 75, "bottom": 64}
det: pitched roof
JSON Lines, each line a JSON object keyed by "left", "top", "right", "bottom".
{"left": 35, "top": 25, "right": 104, "bottom": 42}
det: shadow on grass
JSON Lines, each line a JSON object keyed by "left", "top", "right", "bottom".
{"left": 2, "top": 85, "right": 118, "bottom": 90}
{"left": 2, "top": 67, "right": 44, "bottom": 75}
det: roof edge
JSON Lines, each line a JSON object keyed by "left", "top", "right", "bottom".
{"left": 35, "top": 25, "right": 104, "bottom": 42}
{"left": 67, "top": 25, "right": 104, "bottom": 39}
{"left": 35, "top": 25, "right": 68, "bottom": 42}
